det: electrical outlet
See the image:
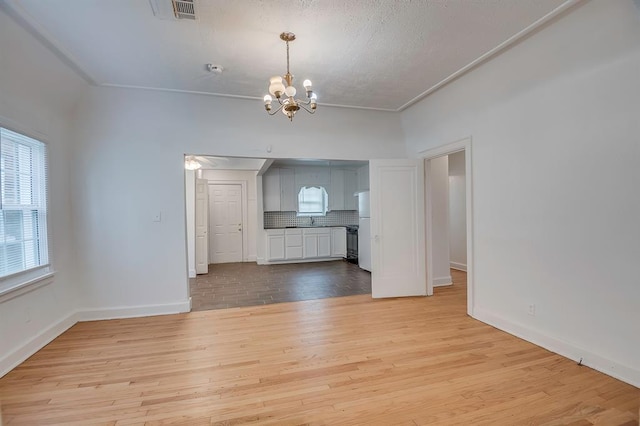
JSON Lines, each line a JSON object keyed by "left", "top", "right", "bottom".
{"left": 528, "top": 304, "right": 536, "bottom": 316}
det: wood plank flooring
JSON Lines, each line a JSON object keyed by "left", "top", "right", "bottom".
{"left": 1, "top": 270, "right": 638, "bottom": 425}
{"left": 190, "top": 261, "right": 371, "bottom": 311}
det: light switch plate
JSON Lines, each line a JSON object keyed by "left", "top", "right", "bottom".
{"left": 153, "top": 212, "right": 162, "bottom": 222}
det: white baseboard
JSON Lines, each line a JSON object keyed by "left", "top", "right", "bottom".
{"left": 450, "top": 262, "right": 467, "bottom": 272}
{"left": 1, "top": 300, "right": 192, "bottom": 378}
{"left": 76, "top": 300, "right": 191, "bottom": 321}
{"left": 247, "top": 255, "right": 257, "bottom": 262}
{"left": 473, "top": 307, "right": 640, "bottom": 388}
{"left": 433, "top": 276, "right": 453, "bottom": 287}
{"left": 0, "top": 310, "right": 78, "bottom": 378}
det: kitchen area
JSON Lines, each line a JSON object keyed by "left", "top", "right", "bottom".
{"left": 260, "top": 160, "right": 371, "bottom": 274}
{"left": 187, "top": 157, "right": 372, "bottom": 311}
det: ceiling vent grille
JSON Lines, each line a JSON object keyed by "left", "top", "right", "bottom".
{"left": 172, "top": 0, "right": 196, "bottom": 20}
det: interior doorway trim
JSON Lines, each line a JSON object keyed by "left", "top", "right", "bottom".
{"left": 418, "top": 137, "right": 474, "bottom": 316}
{"left": 208, "top": 180, "right": 249, "bottom": 262}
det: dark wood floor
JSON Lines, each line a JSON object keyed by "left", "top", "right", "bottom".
{"left": 190, "top": 260, "right": 371, "bottom": 311}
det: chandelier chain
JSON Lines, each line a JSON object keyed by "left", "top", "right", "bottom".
{"left": 286, "top": 40, "right": 290, "bottom": 75}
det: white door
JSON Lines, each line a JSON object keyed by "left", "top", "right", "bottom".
{"left": 370, "top": 159, "right": 426, "bottom": 298}
{"left": 209, "top": 184, "right": 243, "bottom": 264}
{"left": 195, "top": 178, "right": 209, "bottom": 274}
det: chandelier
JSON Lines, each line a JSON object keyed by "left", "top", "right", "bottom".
{"left": 263, "top": 32, "right": 317, "bottom": 121}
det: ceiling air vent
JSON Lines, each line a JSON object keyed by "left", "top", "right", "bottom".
{"left": 172, "top": 0, "right": 196, "bottom": 20}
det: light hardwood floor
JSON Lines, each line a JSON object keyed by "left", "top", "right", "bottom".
{"left": 1, "top": 270, "right": 638, "bottom": 425}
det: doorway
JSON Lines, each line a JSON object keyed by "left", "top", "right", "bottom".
{"left": 421, "top": 138, "right": 474, "bottom": 315}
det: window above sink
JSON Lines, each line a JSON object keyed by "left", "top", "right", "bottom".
{"left": 297, "top": 186, "right": 328, "bottom": 217}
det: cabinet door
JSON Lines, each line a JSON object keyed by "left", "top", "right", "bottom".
{"left": 331, "top": 227, "right": 347, "bottom": 257}
{"left": 318, "top": 233, "right": 331, "bottom": 257}
{"left": 263, "top": 169, "right": 281, "bottom": 211}
{"left": 330, "top": 169, "right": 345, "bottom": 211}
{"left": 344, "top": 170, "right": 357, "bottom": 210}
{"left": 280, "top": 168, "right": 296, "bottom": 212}
{"left": 303, "top": 234, "right": 318, "bottom": 258}
{"left": 267, "top": 235, "right": 285, "bottom": 260}
{"left": 357, "top": 164, "right": 370, "bottom": 192}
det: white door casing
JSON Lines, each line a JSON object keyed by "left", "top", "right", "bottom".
{"left": 195, "top": 178, "right": 209, "bottom": 274}
{"left": 370, "top": 159, "right": 426, "bottom": 298}
{"left": 210, "top": 184, "right": 243, "bottom": 264}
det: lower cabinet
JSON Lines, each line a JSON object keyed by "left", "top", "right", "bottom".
{"left": 285, "top": 229, "right": 303, "bottom": 259}
{"left": 266, "top": 227, "right": 348, "bottom": 262}
{"left": 266, "top": 229, "right": 285, "bottom": 261}
{"left": 303, "top": 228, "right": 331, "bottom": 259}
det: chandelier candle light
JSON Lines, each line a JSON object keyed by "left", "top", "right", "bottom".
{"left": 263, "top": 32, "right": 317, "bottom": 121}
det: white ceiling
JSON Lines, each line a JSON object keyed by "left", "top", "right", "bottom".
{"left": 4, "top": 0, "right": 575, "bottom": 111}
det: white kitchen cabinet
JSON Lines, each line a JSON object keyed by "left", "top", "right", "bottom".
{"left": 266, "top": 229, "right": 285, "bottom": 261}
{"left": 357, "top": 164, "right": 370, "bottom": 192}
{"left": 331, "top": 227, "right": 347, "bottom": 258}
{"left": 330, "top": 169, "right": 345, "bottom": 211}
{"left": 285, "top": 228, "right": 303, "bottom": 259}
{"left": 303, "top": 233, "right": 318, "bottom": 258}
{"left": 280, "top": 168, "right": 296, "bottom": 212}
{"left": 344, "top": 170, "right": 358, "bottom": 210}
{"left": 318, "top": 233, "right": 331, "bottom": 257}
{"left": 263, "top": 168, "right": 281, "bottom": 211}
{"left": 295, "top": 166, "right": 330, "bottom": 187}
{"left": 303, "top": 228, "right": 331, "bottom": 259}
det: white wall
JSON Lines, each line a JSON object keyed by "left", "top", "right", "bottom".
{"left": 402, "top": 0, "right": 640, "bottom": 386}
{"left": 71, "top": 86, "right": 406, "bottom": 313}
{"left": 184, "top": 169, "right": 196, "bottom": 278}
{"left": 448, "top": 151, "right": 466, "bottom": 270}
{"left": 200, "top": 169, "right": 259, "bottom": 262}
{"left": 0, "top": 6, "right": 87, "bottom": 374}
{"left": 429, "top": 156, "right": 451, "bottom": 286}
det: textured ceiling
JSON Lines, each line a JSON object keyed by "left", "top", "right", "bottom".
{"left": 4, "top": 0, "right": 575, "bottom": 111}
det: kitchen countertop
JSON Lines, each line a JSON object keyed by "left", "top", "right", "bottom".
{"left": 264, "top": 225, "right": 355, "bottom": 229}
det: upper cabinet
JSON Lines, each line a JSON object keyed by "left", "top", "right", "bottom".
{"left": 280, "top": 168, "right": 296, "bottom": 211}
{"left": 329, "top": 169, "right": 345, "bottom": 211}
{"left": 263, "top": 167, "right": 296, "bottom": 212}
{"left": 344, "top": 169, "right": 358, "bottom": 210}
{"left": 263, "top": 168, "right": 281, "bottom": 211}
{"left": 263, "top": 165, "right": 362, "bottom": 212}
{"left": 295, "top": 167, "right": 331, "bottom": 187}
{"left": 357, "top": 164, "right": 370, "bottom": 192}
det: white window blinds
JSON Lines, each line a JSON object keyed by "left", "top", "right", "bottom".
{"left": 0, "top": 127, "right": 49, "bottom": 280}
{"left": 298, "top": 186, "right": 328, "bottom": 216}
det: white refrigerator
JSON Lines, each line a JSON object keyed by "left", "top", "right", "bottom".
{"left": 358, "top": 191, "right": 372, "bottom": 272}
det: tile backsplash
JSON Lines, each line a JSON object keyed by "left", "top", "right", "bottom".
{"left": 265, "top": 210, "right": 358, "bottom": 228}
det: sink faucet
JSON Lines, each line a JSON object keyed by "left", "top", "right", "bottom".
{"left": 310, "top": 216, "right": 315, "bottom": 225}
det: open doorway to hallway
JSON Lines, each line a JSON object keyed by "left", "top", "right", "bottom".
{"left": 422, "top": 138, "right": 473, "bottom": 314}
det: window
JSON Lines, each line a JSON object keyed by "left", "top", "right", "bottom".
{"left": 0, "top": 127, "right": 49, "bottom": 291}
{"left": 297, "top": 186, "right": 328, "bottom": 216}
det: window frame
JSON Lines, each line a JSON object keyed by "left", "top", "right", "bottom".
{"left": 0, "top": 121, "right": 54, "bottom": 302}
{"left": 296, "top": 185, "right": 329, "bottom": 217}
